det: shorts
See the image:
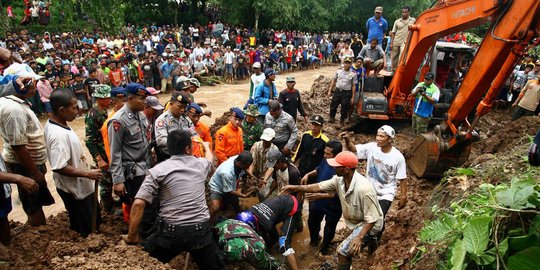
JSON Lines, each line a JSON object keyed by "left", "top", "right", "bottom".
{"left": 225, "top": 64, "right": 234, "bottom": 75}
{"left": 338, "top": 225, "right": 378, "bottom": 257}
{"left": 57, "top": 188, "right": 100, "bottom": 237}
{"left": 6, "top": 163, "right": 55, "bottom": 215}
{"left": 43, "top": 102, "right": 52, "bottom": 113}
{"left": 76, "top": 95, "right": 89, "bottom": 110}
{"left": 0, "top": 197, "right": 12, "bottom": 219}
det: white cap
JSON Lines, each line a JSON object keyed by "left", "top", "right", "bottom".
{"left": 378, "top": 125, "right": 396, "bottom": 138}
{"left": 253, "top": 62, "right": 261, "bottom": 68}
{"left": 3, "top": 63, "right": 43, "bottom": 80}
{"left": 260, "top": 128, "right": 276, "bottom": 141}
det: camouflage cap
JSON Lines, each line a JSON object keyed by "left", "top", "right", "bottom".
{"left": 91, "top": 84, "right": 112, "bottom": 99}
{"left": 244, "top": 104, "right": 260, "bottom": 117}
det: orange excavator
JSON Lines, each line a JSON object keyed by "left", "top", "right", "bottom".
{"left": 358, "top": 0, "right": 540, "bottom": 178}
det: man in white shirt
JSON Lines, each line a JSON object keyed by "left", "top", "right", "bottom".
{"left": 44, "top": 89, "right": 102, "bottom": 236}
{"left": 224, "top": 46, "right": 236, "bottom": 83}
{"left": 341, "top": 125, "right": 407, "bottom": 215}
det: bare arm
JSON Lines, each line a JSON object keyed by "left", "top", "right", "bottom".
{"left": 54, "top": 165, "right": 102, "bottom": 180}
{"left": 327, "top": 78, "right": 336, "bottom": 96}
{"left": 12, "top": 145, "right": 45, "bottom": 184}
{"left": 281, "top": 183, "right": 323, "bottom": 194}
{"left": 124, "top": 198, "right": 146, "bottom": 244}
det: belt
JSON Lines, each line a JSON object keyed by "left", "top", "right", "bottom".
{"left": 335, "top": 88, "right": 351, "bottom": 92}
{"left": 157, "top": 220, "right": 210, "bottom": 234}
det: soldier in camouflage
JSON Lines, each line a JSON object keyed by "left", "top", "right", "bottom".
{"left": 215, "top": 219, "right": 280, "bottom": 270}
{"left": 242, "top": 104, "right": 264, "bottom": 151}
{"left": 84, "top": 84, "right": 114, "bottom": 212}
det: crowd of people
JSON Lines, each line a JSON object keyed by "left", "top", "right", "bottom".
{"left": 1, "top": 3, "right": 539, "bottom": 270}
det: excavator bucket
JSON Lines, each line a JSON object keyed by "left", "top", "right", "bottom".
{"left": 408, "top": 133, "right": 471, "bottom": 179}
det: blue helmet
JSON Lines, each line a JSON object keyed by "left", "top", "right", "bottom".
{"left": 235, "top": 211, "right": 257, "bottom": 230}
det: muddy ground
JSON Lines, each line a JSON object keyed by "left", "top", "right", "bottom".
{"left": 2, "top": 70, "right": 538, "bottom": 269}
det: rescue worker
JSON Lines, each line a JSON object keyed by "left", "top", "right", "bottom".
{"left": 215, "top": 219, "right": 279, "bottom": 270}
{"left": 84, "top": 84, "right": 114, "bottom": 213}
{"left": 236, "top": 195, "right": 301, "bottom": 270}
{"left": 154, "top": 91, "right": 191, "bottom": 162}
{"left": 123, "top": 129, "right": 225, "bottom": 269}
{"left": 248, "top": 128, "right": 279, "bottom": 179}
{"left": 302, "top": 140, "right": 343, "bottom": 255}
{"left": 282, "top": 151, "right": 384, "bottom": 270}
{"left": 293, "top": 115, "right": 329, "bottom": 178}
{"left": 264, "top": 100, "right": 298, "bottom": 155}
{"left": 108, "top": 83, "right": 154, "bottom": 236}
{"left": 101, "top": 87, "right": 127, "bottom": 164}
{"left": 215, "top": 107, "right": 245, "bottom": 165}
{"left": 409, "top": 72, "right": 439, "bottom": 135}
{"left": 186, "top": 103, "right": 212, "bottom": 158}
{"left": 327, "top": 57, "right": 357, "bottom": 125}
{"left": 209, "top": 151, "right": 253, "bottom": 217}
{"left": 243, "top": 104, "right": 264, "bottom": 151}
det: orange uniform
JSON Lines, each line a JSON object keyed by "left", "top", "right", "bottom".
{"left": 101, "top": 109, "right": 118, "bottom": 165}
{"left": 214, "top": 122, "right": 243, "bottom": 164}
{"left": 195, "top": 121, "right": 212, "bottom": 144}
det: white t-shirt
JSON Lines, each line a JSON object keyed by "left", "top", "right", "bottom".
{"left": 44, "top": 120, "right": 94, "bottom": 200}
{"left": 224, "top": 52, "right": 235, "bottom": 64}
{"left": 355, "top": 142, "right": 407, "bottom": 201}
{"left": 251, "top": 73, "right": 266, "bottom": 98}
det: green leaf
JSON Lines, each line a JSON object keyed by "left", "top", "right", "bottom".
{"left": 530, "top": 215, "right": 540, "bottom": 236}
{"left": 528, "top": 194, "right": 540, "bottom": 207}
{"left": 496, "top": 179, "right": 536, "bottom": 209}
{"left": 509, "top": 234, "right": 539, "bottom": 253}
{"left": 463, "top": 217, "right": 492, "bottom": 256}
{"left": 454, "top": 167, "right": 475, "bottom": 176}
{"left": 477, "top": 238, "right": 508, "bottom": 265}
{"left": 450, "top": 239, "right": 466, "bottom": 270}
{"left": 508, "top": 247, "right": 540, "bottom": 270}
{"left": 419, "top": 214, "right": 457, "bottom": 244}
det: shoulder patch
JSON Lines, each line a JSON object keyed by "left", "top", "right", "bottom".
{"left": 113, "top": 121, "right": 121, "bottom": 132}
{"left": 157, "top": 119, "right": 164, "bottom": 127}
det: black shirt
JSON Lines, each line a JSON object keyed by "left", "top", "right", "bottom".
{"left": 250, "top": 195, "right": 296, "bottom": 232}
{"left": 294, "top": 131, "right": 329, "bottom": 176}
{"left": 278, "top": 89, "right": 306, "bottom": 121}
{"left": 83, "top": 78, "right": 100, "bottom": 95}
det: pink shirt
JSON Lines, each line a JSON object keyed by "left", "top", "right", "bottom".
{"left": 37, "top": 80, "right": 53, "bottom": 103}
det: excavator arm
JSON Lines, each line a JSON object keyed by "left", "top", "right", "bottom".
{"left": 398, "top": 0, "right": 540, "bottom": 177}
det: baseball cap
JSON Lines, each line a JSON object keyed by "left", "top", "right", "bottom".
{"left": 2, "top": 63, "right": 43, "bottom": 80}
{"left": 425, "top": 72, "right": 435, "bottom": 80}
{"left": 327, "top": 151, "right": 359, "bottom": 169}
{"left": 231, "top": 107, "right": 245, "bottom": 120}
{"left": 309, "top": 115, "right": 325, "bottom": 126}
{"left": 264, "top": 68, "right": 277, "bottom": 77}
{"left": 378, "top": 125, "right": 395, "bottom": 138}
{"left": 253, "top": 62, "right": 261, "bottom": 69}
{"left": 171, "top": 91, "right": 191, "bottom": 104}
{"left": 146, "top": 87, "right": 161, "bottom": 95}
{"left": 125, "top": 83, "right": 151, "bottom": 96}
{"left": 343, "top": 57, "right": 353, "bottom": 63}
{"left": 175, "top": 80, "right": 190, "bottom": 91}
{"left": 92, "top": 84, "right": 112, "bottom": 99}
{"left": 110, "top": 87, "right": 126, "bottom": 98}
{"left": 286, "top": 76, "right": 295, "bottom": 82}
{"left": 375, "top": 6, "right": 383, "bottom": 13}
{"left": 265, "top": 148, "right": 283, "bottom": 168}
{"left": 189, "top": 78, "right": 201, "bottom": 88}
{"left": 260, "top": 128, "right": 276, "bottom": 141}
{"left": 187, "top": 103, "right": 203, "bottom": 114}
{"left": 145, "top": 96, "right": 164, "bottom": 110}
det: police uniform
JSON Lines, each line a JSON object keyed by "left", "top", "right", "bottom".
{"left": 107, "top": 83, "right": 155, "bottom": 237}
{"left": 329, "top": 60, "right": 357, "bottom": 123}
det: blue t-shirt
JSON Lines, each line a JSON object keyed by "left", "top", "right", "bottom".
{"left": 366, "top": 16, "right": 388, "bottom": 45}
{"left": 160, "top": 62, "right": 175, "bottom": 79}
{"left": 312, "top": 159, "right": 342, "bottom": 213}
{"left": 413, "top": 82, "right": 440, "bottom": 118}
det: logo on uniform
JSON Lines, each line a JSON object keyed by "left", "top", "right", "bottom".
{"left": 157, "top": 120, "right": 164, "bottom": 127}
{"left": 113, "top": 121, "right": 121, "bottom": 132}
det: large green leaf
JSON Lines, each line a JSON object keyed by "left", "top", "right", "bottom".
{"left": 419, "top": 214, "right": 457, "bottom": 244}
{"left": 476, "top": 238, "right": 508, "bottom": 265}
{"left": 496, "top": 178, "right": 536, "bottom": 209}
{"left": 509, "top": 234, "right": 539, "bottom": 253}
{"left": 508, "top": 247, "right": 540, "bottom": 270}
{"left": 463, "top": 217, "right": 492, "bottom": 256}
{"left": 450, "top": 239, "right": 466, "bottom": 270}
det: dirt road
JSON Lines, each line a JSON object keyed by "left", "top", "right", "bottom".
{"left": 6, "top": 65, "right": 338, "bottom": 223}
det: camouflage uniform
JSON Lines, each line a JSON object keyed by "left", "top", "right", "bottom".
{"left": 84, "top": 85, "right": 114, "bottom": 212}
{"left": 215, "top": 219, "right": 279, "bottom": 270}
{"left": 242, "top": 104, "right": 264, "bottom": 151}
{"left": 242, "top": 120, "right": 263, "bottom": 151}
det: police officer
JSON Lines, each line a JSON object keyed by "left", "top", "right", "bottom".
{"left": 107, "top": 82, "right": 154, "bottom": 235}
{"left": 264, "top": 100, "right": 298, "bottom": 156}
{"left": 124, "top": 129, "right": 225, "bottom": 269}
{"left": 154, "top": 91, "right": 191, "bottom": 162}
{"left": 327, "top": 57, "right": 357, "bottom": 125}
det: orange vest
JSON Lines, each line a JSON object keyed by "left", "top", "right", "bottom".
{"left": 101, "top": 109, "right": 118, "bottom": 165}
{"left": 214, "top": 122, "right": 244, "bottom": 165}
